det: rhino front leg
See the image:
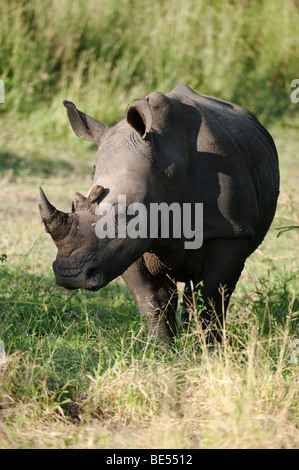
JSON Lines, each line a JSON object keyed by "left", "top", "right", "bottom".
{"left": 196, "top": 238, "right": 249, "bottom": 341}
{"left": 122, "top": 255, "right": 177, "bottom": 340}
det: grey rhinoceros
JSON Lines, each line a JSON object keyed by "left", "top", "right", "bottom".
{"left": 38, "top": 84, "right": 279, "bottom": 341}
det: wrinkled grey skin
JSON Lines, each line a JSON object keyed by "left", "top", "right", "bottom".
{"left": 38, "top": 84, "right": 279, "bottom": 341}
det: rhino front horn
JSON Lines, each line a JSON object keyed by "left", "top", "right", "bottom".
{"left": 38, "top": 187, "right": 72, "bottom": 242}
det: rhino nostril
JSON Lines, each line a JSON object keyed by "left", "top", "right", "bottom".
{"left": 86, "top": 276, "right": 99, "bottom": 288}
{"left": 85, "top": 265, "right": 104, "bottom": 288}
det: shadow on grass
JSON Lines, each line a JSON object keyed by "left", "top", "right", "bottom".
{"left": 0, "top": 150, "right": 75, "bottom": 178}
{"left": 229, "top": 269, "right": 299, "bottom": 344}
{"left": 1, "top": 261, "right": 298, "bottom": 356}
{"left": 1, "top": 259, "right": 298, "bottom": 421}
{"left": 0, "top": 264, "right": 139, "bottom": 355}
{"left": 0, "top": 264, "right": 141, "bottom": 407}
{"left": 251, "top": 271, "right": 299, "bottom": 336}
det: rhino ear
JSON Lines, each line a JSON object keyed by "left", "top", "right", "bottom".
{"left": 63, "top": 100, "right": 109, "bottom": 143}
{"left": 126, "top": 99, "right": 152, "bottom": 139}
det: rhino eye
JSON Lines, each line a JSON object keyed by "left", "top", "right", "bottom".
{"left": 92, "top": 165, "right": 95, "bottom": 178}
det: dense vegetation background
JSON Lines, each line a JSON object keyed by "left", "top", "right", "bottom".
{"left": 0, "top": 0, "right": 298, "bottom": 448}
{"left": 1, "top": 0, "right": 299, "bottom": 123}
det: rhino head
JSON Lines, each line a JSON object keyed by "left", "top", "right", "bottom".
{"left": 38, "top": 185, "right": 108, "bottom": 290}
{"left": 38, "top": 95, "right": 174, "bottom": 291}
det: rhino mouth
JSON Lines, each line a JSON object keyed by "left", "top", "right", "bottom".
{"left": 52, "top": 261, "right": 107, "bottom": 291}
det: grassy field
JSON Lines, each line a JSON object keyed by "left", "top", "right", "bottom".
{"left": 0, "top": 0, "right": 299, "bottom": 449}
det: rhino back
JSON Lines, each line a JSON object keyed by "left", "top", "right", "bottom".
{"left": 167, "top": 84, "right": 279, "bottom": 254}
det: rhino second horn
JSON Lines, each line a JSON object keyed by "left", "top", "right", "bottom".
{"left": 38, "top": 187, "right": 72, "bottom": 241}
{"left": 72, "top": 192, "right": 89, "bottom": 212}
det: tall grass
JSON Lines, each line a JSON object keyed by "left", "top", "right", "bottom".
{"left": 1, "top": 0, "right": 299, "bottom": 126}
{"left": 0, "top": 252, "right": 298, "bottom": 448}
{"left": 0, "top": 0, "right": 298, "bottom": 449}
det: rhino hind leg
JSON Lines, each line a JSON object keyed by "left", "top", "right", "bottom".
{"left": 194, "top": 238, "right": 249, "bottom": 341}
{"left": 122, "top": 256, "right": 177, "bottom": 341}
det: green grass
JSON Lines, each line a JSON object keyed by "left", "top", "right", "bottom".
{"left": 0, "top": 255, "right": 298, "bottom": 448}
{"left": 0, "top": 0, "right": 299, "bottom": 449}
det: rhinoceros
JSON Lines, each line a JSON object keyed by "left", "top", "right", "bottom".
{"left": 38, "top": 84, "right": 279, "bottom": 341}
